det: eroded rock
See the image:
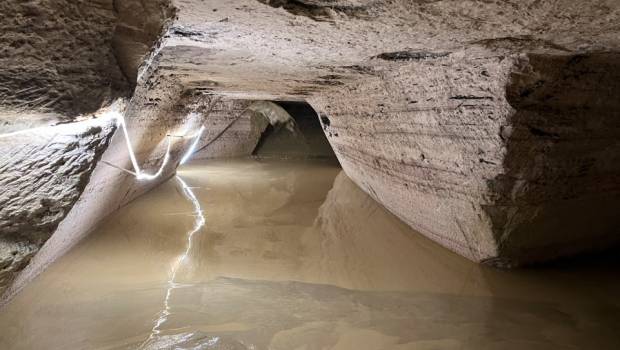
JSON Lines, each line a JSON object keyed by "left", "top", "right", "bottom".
{"left": 0, "top": 0, "right": 183, "bottom": 299}
{"left": 0, "top": 118, "right": 116, "bottom": 295}
{"left": 0, "top": 0, "right": 129, "bottom": 122}
{"left": 156, "top": 0, "right": 620, "bottom": 265}
{"left": 186, "top": 96, "right": 269, "bottom": 159}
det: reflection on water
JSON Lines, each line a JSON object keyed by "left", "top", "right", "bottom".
{"left": 0, "top": 159, "right": 619, "bottom": 350}
{"left": 138, "top": 177, "right": 206, "bottom": 350}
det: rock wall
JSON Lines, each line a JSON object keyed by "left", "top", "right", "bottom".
{"left": 310, "top": 51, "right": 620, "bottom": 266}
{"left": 492, "top": 52, "right": 620, "bottom": 264}
{"left": 0, "top": 0, "right": 129, "bottom": 126}
{"left": 112, "top": 0, "right": 177, "bottom": 84}
{"left": 0, "top": 118, "right": 115, "bottom": 296}
{"left": 158, "top": 0, "right": 620, "bottom": 265}
{"left": 0, "top": 0, "right": 179, "bottom": 301}
{"left": 1, "top": 72, "right": 205, "bottom": 303}
{"left": 309, "top": 52, "right": 515, "bottom": 263}
{"left": 0, "top": 0, "right": 173, "bottom": 133}
{"left": 190, "top": 97, "right": 268, "bottom": 159}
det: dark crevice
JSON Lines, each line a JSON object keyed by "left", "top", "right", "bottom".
{"left": 528, "top": 125, "right": 560, "bottom": 138}
{"left": 256, "top": 0, "right": 374, "bottom": 21}
{"left": 320, "top": 114, "right": 331, "bottom": 130}
{"left": 373, "top": 51, "right": 450, "bottom": 61}
{"left": 450, "top": 95, "right": 494, "bottom": 101}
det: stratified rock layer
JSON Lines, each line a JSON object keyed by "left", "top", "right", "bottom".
{"left": 0, "top": 118, "right": 115, "bottom": 295}
{"left": 189, "top": 97, "right": 268, "bottom": 159}
{"left": 310, "top": 53, "right": 516, "bottom": 263}
{"left": 156, "top": 0, "right": 620, "bottom": 266}
{"left": 492, "top": 53, "right": 620, "bottom": 264}
{"left": 0, "top": 0, "right": 177, "bottom": 300}
{"left": 2, "top": 71, "right": 206, "bottom": 302}
{"left": 112, "top": 0, "right": 176, "bottom": 83}
{"left": 0, "top": 0, "right": 129, "bottom": 123}
{"left": 311, "top": 52, "right": 620, "bottom": 265}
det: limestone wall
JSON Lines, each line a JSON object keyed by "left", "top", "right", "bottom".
{"left": 190, "top": 97, "right": 267, "bottom": 159}
{"left": 309, "top": 52, "right": 515, "bottom": 263}
{"left": 0, "top": 0, "right": 178, "bottom": 300}
{"left": 1, "top": 72, "right": 204, "bottom": 303}
{"left": 161, "top": 0, "right": 620, "bottom": 266}
{"left": 0, "top": 118, "right": 115, "bottom": 296}
{"left": 0, "top": 0, "right": 129, "bottom": 124}
{"left": 310, "top": 51, "right": 620, "bottom": 266}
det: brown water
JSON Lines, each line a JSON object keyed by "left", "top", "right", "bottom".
{"left": 1, "top": 159, "right": 619, "bottom": 350}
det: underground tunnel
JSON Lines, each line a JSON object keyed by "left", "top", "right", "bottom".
{"left": 1, "top": 0, "right": 620, "bottom": 349}
{"left": 251, "top": 101, "right": 336, "bottom": 159}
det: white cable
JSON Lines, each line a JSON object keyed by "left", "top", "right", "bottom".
{"left": 1, "top": 109, "right": 205, "bottom": 181}
{"left": 0, "top": 113, "right": 116, "bottom": 139}
{"left": 139, "top": 175, "right": 205, "bottom": 348}
{"left": 109, "top": 110, "right": 204, "bottom": 181}
{"left": 179, "top": 126, "right": 205, "bottom": 165}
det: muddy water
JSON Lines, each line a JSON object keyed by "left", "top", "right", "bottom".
{"left": 1, "top": 159, "right": 619, "bottom": 350}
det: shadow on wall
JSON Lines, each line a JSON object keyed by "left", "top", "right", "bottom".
{"left": 252, "top": 101, "right": 337, "bottom": 159}
{"left": 112, "top": 0, "right": 176, "bottom": 84}
{"left": 484, "top": 52, "right": 620, "bottom": 266}
{"left": 0, "top": 0, "right": 129, "bottom": 123}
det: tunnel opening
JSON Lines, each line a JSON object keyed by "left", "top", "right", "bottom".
{"left": 251, "top": 101, "right": 337, "bottom": 160}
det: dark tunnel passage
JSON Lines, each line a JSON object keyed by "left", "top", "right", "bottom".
{"left": 252, "top": 101, "right": 336, "bottom": 159}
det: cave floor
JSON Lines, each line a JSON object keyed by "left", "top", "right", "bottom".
{"left": 0, "top": 158, "right": 619, "bottom": 350}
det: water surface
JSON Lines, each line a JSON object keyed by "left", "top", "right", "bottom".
{"left": 1, "top": 159, "right": 619, "bottom": 349}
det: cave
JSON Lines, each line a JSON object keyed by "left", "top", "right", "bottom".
{"left": 251, "top": 101, "right": 336, "bottom": 158}
{"left": 1, "top": 0, "right": 619, "bottom": 349}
